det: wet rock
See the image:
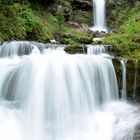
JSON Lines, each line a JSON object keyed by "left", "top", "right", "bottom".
{"left": 64, "top": 44, "right": 86, "bottom": 54}
{"left": 93, "top": 31, "right": 106, "bottom": 38}
{"left": 134, "top": 60, "right": 140, "bottom": 102}
{"left": 71, "top": 0, "right": 92, "bottom": 11}
{"left": 112, "top": 56, "right": 140, "bottom": 103}
{"left": 55, "top": 31, "right": 93, "bottom": 45}
{"left": 133, "top": 124, "right": 140, "bottom": 140}
{"left": 112, "top": 58, "right": 122, "bottom": 97}
{"left": 67, "top": 21, "right": 81, "bottom": 28}
{"left": 126, "top": 60, "right": 135, "bottom": 98}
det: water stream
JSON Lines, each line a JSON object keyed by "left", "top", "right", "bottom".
{"left": 120, "top": 59, "right": 128, "bottom": 99}
{"left": 0, "top": 41, "right": 139, "bottom": 140}
{"left": 87, "top": 45, "right": 106, "bottom": 54}
{"left": 90, "top": 0, "right": 107, "bottom": 32}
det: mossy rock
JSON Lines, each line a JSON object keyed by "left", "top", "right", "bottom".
{"left": 64, "top": 44, "right": 86, "bottom": 54}
{"left": 60, "top": 38, "right": 74, "bottom": 44}
{"left": 59, "top": 32, "right": 93, "bottom": 44}
{"left": 112, "top": 58, "right": 122, "bottom": 97}
{"left": 113, "top": 58, "right": 137, "bottom": 98}
{"left": 56, "top": 0, "right": 71, "bottom": 8}
{"left": 133, "top": 35, "right": 140, "bottom": 43}
{"left": 126, "top": 60, "right": 135, "bottom": 98}
{"left": 73, "top": 10, "right": 92, "bottom": 24}
{"left": 71, "top": 0, "right": 92, "bottom": 11}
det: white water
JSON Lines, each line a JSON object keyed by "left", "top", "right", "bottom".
{"left": 120, "top": 59, "right": 127, "bottom": 99}
{"left": 87, "top": 45, "right": 106, "bottom": 54}
{"left": 90, "top": 0, "right": 107, "bottom": 32}
{"left": 0, "top": 41, "right": 139, "bottom": 140}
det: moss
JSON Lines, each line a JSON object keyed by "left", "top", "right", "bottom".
{"left": 0, "top": 0, "right": 93, "bottom": 42}
{"left": 103, "top": 2, "right": 140, "bottom": 57}
{"left": 60, "top": 38, "right": 74, "bottom": 44}
{"left": 73, "top": 10, "right": 92, "bottom": 24}
{"left": 56, "top": 0, "right": 71, "bottom": 8}
{"left": 64, "top": 44, "right": 86, "bottom": 54}
{"left": 59, "top": 30, "right": 93, "bottom": 45}
{"left": 0, "top": 2, "right": 67, "bottom": 42}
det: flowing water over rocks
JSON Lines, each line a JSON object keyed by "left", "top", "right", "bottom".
{"left": 87, "top": 45, "right": 106, "bottom": 55}
{"left": 120, "top": 59, "right": 127, "bottom": 99}
{"left": 0, "top": 41, "right": 140, "bottom": 140}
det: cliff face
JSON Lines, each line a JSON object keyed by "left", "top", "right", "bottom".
{"left": 54, "top": 0, "right": 139, "bottom": 29}
{"left": 106, "top": 0, "right": 140, "bottom": 28}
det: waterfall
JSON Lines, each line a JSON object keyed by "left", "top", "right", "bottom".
{"left": 90, "top": 0, "right": 107, "bottom": 32}
{"left": 0, "top": 41, "right": 139, "bottom": 140}
{"left": 120, "top": 59, "right": 127, "bottom": 99}
{"left": 87, "top": 45, "right": 106, "bottom": 54}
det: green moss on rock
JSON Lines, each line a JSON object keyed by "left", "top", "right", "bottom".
{"left": 64, "top": 44, "right": 86, "bottom": 54}
{"left": 59, "top": 31, "right": 93, "bottom": 45}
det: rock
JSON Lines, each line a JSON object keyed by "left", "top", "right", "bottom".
{"left": 71, "top": 0, "right": 92, "bottom": 11}
{"left": 50, "top": 39, "right": 57, "bottom": 43}
{"left": 133, "top": 124, "right": 140, "bottom": 140}
{"left": 93, "top": 31, "right": 106, "bottom": 38}
{"left": 67, "top": 21, "right": 81, "bottom": 28}
{"left": 126, "top": 60, "right": 135, "bottom": 98}
{"left": 136, "top": 14, "right": 140, "bottom": 22}
{"left": 112, "top": 58, "right": 122, "bottom": 97}
{"left": 113, "top": 57, "right": 140, "bottom": 102}
{"left": 80, "top": 24, "right": 90, "bottom": 31}
{"left": 134, "top": 60, "right": 140, "bottom": 101}
{"left": 64, "top": 44, "right": 86, "bottom": 54}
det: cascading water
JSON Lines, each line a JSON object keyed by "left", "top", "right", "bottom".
{"left": 87, "top": 45, "right": 106, "bottom": 55}
{"left": 120, "top": 59, "right": 127, "bottom": 99}
{"left": 90, "top": 0, "right": 107, "bottom": 32}
{"left": 0, "top": 41, "right": 140, "bottom": 140}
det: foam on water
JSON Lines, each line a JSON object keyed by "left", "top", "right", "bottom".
{"left": 91, "top": 0, "right": 107, "bottom": 32}
{"left": 0, "top": 41, "right": 139, "bottom": 140}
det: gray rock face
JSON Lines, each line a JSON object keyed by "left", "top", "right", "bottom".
{"left": 71, "top": 0, "right": 92, "bottom": 11}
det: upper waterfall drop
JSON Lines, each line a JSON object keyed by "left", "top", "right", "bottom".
{"left": 90, "top": 0, "right": 107, "bottom": 32}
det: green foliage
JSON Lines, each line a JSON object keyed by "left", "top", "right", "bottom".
{"left": 103, "top": 2, "right": 140, "bottom": 57}
{"left": 0, "top": 3, "right": 26, "bottom": 40}
{"left": 107, "top": 0, "right": 140, "bottom": 28}
{"left": 59, "top": 30, "right": 93, "bottom": 45}
{"left": 0, "top": 0, "right": 93, "bottom": 43}
{"left": 64, "top": 44, "right": 86, "bottom": 54}
{"left": 56, "top": 0, "right": 71, "bottom": 8}
{"left": 0, "top": 2, "right": 60, "bottom": 41}
{"left": 56, "top": 9, "right": 65, "bottom": 33}
{"left": 73, "top": 10, "right": 92, "bottom": 24}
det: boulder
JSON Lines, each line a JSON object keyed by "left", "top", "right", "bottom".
{"left": 133, "top": 124, "right": 140, "bottom": 140}
{"left": 67, "top": 21, "right": 81, "bottom": 28}
{"left": 71, "top": 0, "right": 92, "bottom": 11}
{"left": 64, "top": 44, "right": 86, "bottom": 54}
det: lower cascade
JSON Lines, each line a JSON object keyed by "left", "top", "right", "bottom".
{"left": 120, "top": 59, "right": 127, "bottom": 99}
{"left": 0, "top": 41, "right": 140, "bottom": 140}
